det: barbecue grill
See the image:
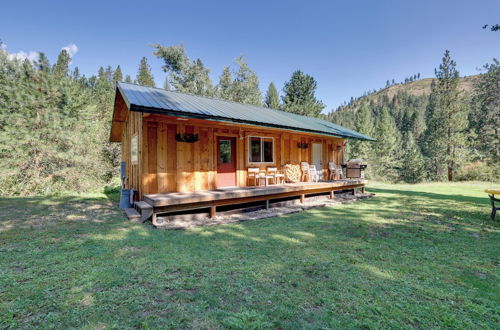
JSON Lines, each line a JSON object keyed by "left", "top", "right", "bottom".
{"left": 341, "top": 159, "right": 368, "bottom": 178}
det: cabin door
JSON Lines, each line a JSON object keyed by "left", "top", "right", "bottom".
{"left": 312, "top": 143, "right": 323, "bottom": 180}
{"left": 217, "top": 136, "right": 236, "bottom": 188}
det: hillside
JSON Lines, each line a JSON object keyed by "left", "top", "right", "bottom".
{"left": 326, "top": 74, "right": 480, "bottom": 129}
{"left": 371, "top": 74, "right": 478, "bottom": 99}
{"left": 336, "top": 74, "right": 479, "bottom": 111}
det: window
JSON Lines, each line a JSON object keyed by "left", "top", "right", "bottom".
{"left": 131, "top": 134, "right": 138, "bottom": 164}
{"left": 248, "top": 136, "right": 274, "bottom": 163}
{"left": 219, "top": 139, "right": 232, "bottom": 164}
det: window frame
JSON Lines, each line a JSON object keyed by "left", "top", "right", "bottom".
{"left": 247, "top": 136, "right": 275, "bottom": 164}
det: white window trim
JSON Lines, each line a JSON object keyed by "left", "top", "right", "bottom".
{"left": 247, "top": 136, "right": 275, "bottom": 164}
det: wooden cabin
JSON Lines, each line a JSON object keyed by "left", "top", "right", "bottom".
{"left": 110, "top": 82, "right": 374, "bottom": 223}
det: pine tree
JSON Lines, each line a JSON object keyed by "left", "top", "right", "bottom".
{"left": 410, "top": 110, "right": 426, "bottom": 142}
{"left": 400, "top": 133, "right": 425, "bottom": 183}
{"left": 373, "top": 106, "right": 400, "bottom": 181}
{"left": 469, "top": 58, "right": 500, "bottom": 164}
{"left": 349, "top": 104, "right": 374, "bottom": 164}
{"left": 104, "top": 65, "right": 114, "bottom": 82}
{"left": 152, "top": 44, "right": 213, "bottom": 96}
{"left": 422, "top": 50, "right": 469, "bottom": 181}
{"left": 264, "top": 82, "right": 280, "bottom": 109}
{"left": 136, "top": 57, "right": 155, "bottom": 87}
{"left": 124, "top": 75, "right": 132, "bottom": 83}
{"left": 113, "top": 65, "right": 123, "bottom": 82}
{"left": 36, "top": 52, "right": 51, "bottom": 72}
{"left": 228, "top": 56, "right": 262, "bottom": 106}
{"left": 216, "top": 66, "right": 233, "bottom": 100}
{"left": 282, "top": 70, "right": 324, "bottom": 117}
{"left": 53, "top": 49, "right": 71, "bottom": 76}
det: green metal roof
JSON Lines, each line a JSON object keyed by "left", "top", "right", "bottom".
{"left": 117, "top": 82, "right": 376, "bottom": 141}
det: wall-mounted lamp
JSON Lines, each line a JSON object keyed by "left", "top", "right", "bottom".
{"left": 297, "top": 142, "right": 309, "bottom": 149}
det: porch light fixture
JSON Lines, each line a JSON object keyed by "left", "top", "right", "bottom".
{"left": 297, "top": 142, "right": 309, "bottom": 149}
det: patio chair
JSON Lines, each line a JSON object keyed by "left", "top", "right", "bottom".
{"left": 489, "top": 194, "right": 500, "bottom": 220}
{"left": 259, "top": 169, "right": 275, "bottom": 186}
{"left": 308, "top": 165, "right": 319, "bottom": 182}
{"left": 247, "top": 168, "right": 260, "bottom": 186}
{"left": 267, "top": 167, "right": 285, "bottom": 184}
{"left": 300, "top": 162, "right": 310, "bottom": 182}
{"left": 328, "top": 161, "right": 344, "bottom": 180}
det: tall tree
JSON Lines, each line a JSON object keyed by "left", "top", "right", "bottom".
{"left": 163, "top": 74, "right": 171, "bottom": 90}
{"left": 136, "top": 57, "right": 155, "bottom": 87}
{"left": 349, "top": 104, "right": 374, "bottom": 163}
{"left": 216, "top": 66, "right": 233, "bottom": 100}
{"left": 53, "top": 49, "right": 71, "bottom": 77}
{"left": 400, "top": 133, "right": 425, "bottom": 183}
{"left": 36, "top": 52, "right": 51, "bottom": 73}
{"left": 264, "top": 82, "right": 280, "bottom": 109}
{"left": 422, "top": 50, "right": 469, "bottom": 181}
{"left": 373, "top": 106, "right": 400, "bottom": 181}
{"left": 469, "top": 58, "right": 500, "bottom": 164}
{"left": 410, "top": 110, "right": 426, "bottom": 142}
{"left": 113, "top": 65, "right": 123, "bottom": 82}
{"left": 124, "top": 75, "right": 132, "bottom": 83}
{"left": 282, "top": 70, "right": 324, "bottom": 117}
{"left": 229, "top": 56, "right": 261, "bottom": 106}
{"left": 152, "top": 44, "right": 213, "bottom": 96}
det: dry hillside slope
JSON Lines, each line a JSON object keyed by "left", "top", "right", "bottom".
{"left": 371, "top": 75, "right": 479, "bottom": 100}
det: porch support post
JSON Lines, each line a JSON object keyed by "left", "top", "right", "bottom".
{"left": 152, "top": 213, "right": 157, "bottom": 226}
{"left": 300, "top": 194, "right": 305, "bottom": 204}
{"left": 361, "top": 186, "right": 366, "bottom": 194}
{"left": 210, "top": 205, "right": 216, "bottom": 219}
{"left": 265, "top": 200, "right": 270, "bottom": 209}
{"left": 329, "top": 190, "right": 334, "bottom": 199}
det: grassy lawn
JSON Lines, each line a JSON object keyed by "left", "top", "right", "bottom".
{"left": 0, "top": 182, "right": 499, "bottom": 328}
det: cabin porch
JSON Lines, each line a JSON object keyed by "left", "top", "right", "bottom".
{"left": 127, "top": 179, "right": 367, "bottom": 225}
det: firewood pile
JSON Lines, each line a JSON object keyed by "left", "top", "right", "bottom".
{"left": 283, "top": 164, "right": 301, "bottom": 182}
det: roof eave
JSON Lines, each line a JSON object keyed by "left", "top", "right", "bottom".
{"left": 129, "top": 104, "right": 374, "bottom": 141}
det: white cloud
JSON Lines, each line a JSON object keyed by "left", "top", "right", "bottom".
{"left": 7, "top": 50, "right": 39, "bottom": 63}
{"left": 3, "top": 42, "right": 78, "bottom": 65}
{"left": 62, "top": 43, "right": 78, "bottom": 57}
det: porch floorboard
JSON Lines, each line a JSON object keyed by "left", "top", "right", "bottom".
{"left": 144, "top": 179, "right": 367, "bottom": 208}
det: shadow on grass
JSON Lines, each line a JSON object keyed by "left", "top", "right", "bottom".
{"left": 1, "top": 185, "right": 499, "bottom": 328}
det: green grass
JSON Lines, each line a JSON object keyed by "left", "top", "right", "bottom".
{"left": 1, "top": 182, "right": 499, "bottom": 328}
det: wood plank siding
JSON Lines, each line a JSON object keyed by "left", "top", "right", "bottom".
{"left": 120, "top": 111, "right": 346, "bottom": 198}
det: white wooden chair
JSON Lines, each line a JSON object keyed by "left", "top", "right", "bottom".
{"left": 300, "top": 162, "right": 310, "bottom": 182}
{"left": 267, "top": 167, "right": 285, "bottom": 184}
{"left": 308, "top": 165, "right": 319, "bottom": 182}
{"left": 259, "top": 169, "right": 274, "bottom": 186}
{"left": 328, "top": 162, "right": 344, "bottom": 180}
{"left": 247, "top": 168, "right": 260, "bottom": 186}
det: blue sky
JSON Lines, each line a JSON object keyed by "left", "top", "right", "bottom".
{"left": 2, "top": 0, "right": 499, "bottom": 112}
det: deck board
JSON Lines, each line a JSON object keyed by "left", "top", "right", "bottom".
{"left": 144, "top": 180, "right": 366, "bottom": 207}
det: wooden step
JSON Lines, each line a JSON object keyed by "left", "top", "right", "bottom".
{"left": 133, "top": 201, "right": 154, "bottom": 223}
{"left": 124, "top": 208, "right": 141, "bottom": 221}
{"left": 134, "top": 201, "right": 153, "bottom": 210}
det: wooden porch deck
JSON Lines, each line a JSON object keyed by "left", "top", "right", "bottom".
{"left": 132, "top": 180, "right": 367, "bottom": 225}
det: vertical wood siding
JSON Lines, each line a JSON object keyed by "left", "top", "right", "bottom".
{"left": 123, "top": 114, "right": 345, "bottom": 196}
